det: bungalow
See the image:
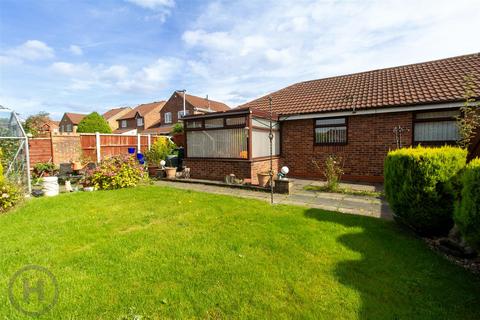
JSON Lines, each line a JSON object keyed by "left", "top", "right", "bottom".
{"left": 143, "top": 91, "right": 230, "bottom": 135}
{"left": 183, "top": 53, "right": 480, "bottom": 184}
{"left": 103, "top": 107, "right": 132, "bottom": 131}
{"left": 115, "top": 101, "right": 165, "bottom": 134}
{"left": 59, "top": 113, "right": 87, "bottom": 133}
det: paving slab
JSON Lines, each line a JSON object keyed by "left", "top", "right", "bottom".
{"left": 154, "top": 180, "right": 393, "bottom": 220}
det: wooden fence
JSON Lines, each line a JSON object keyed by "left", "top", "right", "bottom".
{"left": 29, "top": 133, "right": 161, "bottom": 166}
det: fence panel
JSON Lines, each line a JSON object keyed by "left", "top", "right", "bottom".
{"left": 28, "top": 138, "right": 52, "bottom": 166}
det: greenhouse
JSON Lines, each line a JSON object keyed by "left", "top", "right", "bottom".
{"left": 0, "top": 106, "right": 31, "bottom": 194}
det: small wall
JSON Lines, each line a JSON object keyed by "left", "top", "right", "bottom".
{"left": 52, "top": 134, "right": 82, "bottom": 164}
{"left": 184, "top": 157, "right": 279, "bottom": 185}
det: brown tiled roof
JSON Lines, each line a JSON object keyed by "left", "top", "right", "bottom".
{"left": 103, "top": 107, "right": 131, "bottom": 120}
{"left": 238, "top": 53, "right": 480, "bottom": 115}
{"left": 180, "top": 92, "right": 230, "bottom": 112}
{"left": 119, "top": 101, "right": 166, "bottom": 120}
{"left": 142, "top": 126, "right": 172, "bottom": 135}
{"left": 64, "top": 113, "right": 87, "bottom": 125}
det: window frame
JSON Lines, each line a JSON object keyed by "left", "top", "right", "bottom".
{"left": 121, "top": 120, "right": 127, "bottom": 128}
{"left": 136, "top": 117, "right": 144, "bottom": 127}
{"left": 164, "top": 112, "right": 172, "bottom": 124}
{"left": 66, "top": 123, "right": 72, "bottom": 132}
{"left": 313, "top": 117, "right": 348, "bottom": 146}
{"left": 413, "top": 109, "right": 460, "bottom": 145}
{"left": 184, "top": 115, "right": 247, "bottom": 131}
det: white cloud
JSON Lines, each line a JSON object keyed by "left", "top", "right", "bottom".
{"left": 180, "top": 0, "right": 480, "bottom": 107}
{"left": 7, "top": 40, "right": 55, "bottom": 61}
{"left": 126, "top": 0, "right": 174, "bottom": 10}
{"left": 69, "top": 45, "right": 83, "bottom": 56}
{"left": 50, "top": 57, "right": 179, "bottom": 93}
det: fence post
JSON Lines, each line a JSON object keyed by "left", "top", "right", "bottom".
{"left": 148, "top": 134, "right": 151, "bottom": 150}
{"left": 137, "top": 134, "right": 141, "bottom": 153}
{"left": 96, "top": 132, "right": 101, "bottom": 163}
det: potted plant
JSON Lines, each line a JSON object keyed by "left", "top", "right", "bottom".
{"left": 80, "top": 171, "right": 95, "bottom": 192}
{"left": 257, "top": 171, "right": 272, "bottom": 187}
{"left": 165, "top": 166, "right": 177, "bottom": 179}
{"left": 145, "top": 137, "right": 176, "bottom": 177}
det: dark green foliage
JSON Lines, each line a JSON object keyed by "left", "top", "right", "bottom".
{"left": 384, "top": 146, "right": 467, "bottom": 236}
{"left": 77, "top": 112, "right": 112, "bottom": 133}
{"left": 172, "top": 122, "right": 184, "bottom": 134}
{"left": 454, "top": 158, "right": 480, "bottom": 249}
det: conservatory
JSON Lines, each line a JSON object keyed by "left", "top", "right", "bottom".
{"left": 183, "top": 108, "right": 281, "bottom": 185}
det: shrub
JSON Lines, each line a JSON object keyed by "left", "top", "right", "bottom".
{"left": 33, "top": 162, "right": 56, "bottom": 178}
{"left": 88, "top": 155, "right": 147, "bottom": 190}
{"left": 0, "top": 182, "right": 22, "bottom": 213}
{"left": 384, "top": 146, "right": 467, "bottom": 236}
{"left": 77, "top": 112, "right": 112, "bottom": 133}
{"left": 145, "top": 137, "right": 175, "bottom": 166}
{"left": 454, "top": 158, "right": 480, "bottom": 249}
{"left": 172, "top": 123, "right": 184, "bottom": 134}
{"left": 0, "top": 148, "right": 3, "bottom": 185}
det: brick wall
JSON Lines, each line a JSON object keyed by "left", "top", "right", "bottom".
{"left": 280, "top": 112, "right": 413, "bottom": 182}
{"left": 184, "top": 157, "right": 279, "bottom": 185}
{"left": 51, "top": 134, "right": 82, "bottom": 164}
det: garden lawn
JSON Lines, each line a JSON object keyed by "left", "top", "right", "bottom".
{"left": 0, "top": 186, "right": 479, "bottom": 319}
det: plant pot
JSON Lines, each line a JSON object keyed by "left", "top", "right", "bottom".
{"left": 83, "top": 186, "right": 94, "bottom": 192}
{"left": 148, "top": 165, "right": 159, "bottom": 177}
{"left": 257, "top": 172, "right": 271, "bottom": 187}
{"left": 42, "top": 176, "right": 59, "bottom": 196}
{"left": 72, "top": 162, "right": 82, "bottom": 171}
{"left": 165, "top": 167, "right": 177, "bottom": 179}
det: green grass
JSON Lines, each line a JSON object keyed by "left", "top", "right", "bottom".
{"left": 303, "top": 185, "right": 384, "bottom": 198}
{"left": 0, "top": 186, "right": 479, "bottom": 319}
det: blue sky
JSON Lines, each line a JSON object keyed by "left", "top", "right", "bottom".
{"left": 1, "top": 0, "right": 479, "bottom": 120}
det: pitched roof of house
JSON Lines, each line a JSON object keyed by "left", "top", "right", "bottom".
{"left": 142, "top": 126, "right": 172, "bottom": 135}
{"left": 237, "top": 53, "right": 480, "bottom": 116}
{"left": 176, "top": 92, "right": 230, "bottom": 112}
{"left": 118, "top": 101, "right": 166, "bottom": 120}
{"left": 64, "top": 113, "right": 87, "bottom": 125}
{"left": 103, "top": 107, "right": 131, "bottom": 120}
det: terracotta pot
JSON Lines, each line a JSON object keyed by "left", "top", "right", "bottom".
{"left": 148, "top": 165, "right": 159, "bottom": 177}
{"left": 257, "top": 172, "right": 271, "bottom": 187}
{"left": 165, "top": 167, "right": 177, "bottom": 179}
{"left": 72, "top": 162, "right": 83, "bottom": 171}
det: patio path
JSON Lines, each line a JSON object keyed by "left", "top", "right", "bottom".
{"left": 154, "top": 179, "right": 393, "bottom": 220}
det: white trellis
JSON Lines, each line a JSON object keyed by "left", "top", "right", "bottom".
{"left": 0, "top": 105, "right": 31, "bottom": 194}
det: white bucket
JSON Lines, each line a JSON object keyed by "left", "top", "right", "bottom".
{"left": 42, "top": 176, "right": 59, "bottom": 197}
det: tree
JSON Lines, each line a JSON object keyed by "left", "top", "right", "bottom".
{"left": 24, "top": 111, "right": 50, "bottom": 137}
{"left": 77, "top": 112, "right": 112, "bottom": 133}
{"left": 457, "top": 76, "right": 480, "bottom": 148}
{"left": 172, "top": 123, "right": 184, "bottom": 134}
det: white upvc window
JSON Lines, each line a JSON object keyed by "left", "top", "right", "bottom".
{"left": 165, "top": 112, "right": 172, "bottom": 124}
{"left": 178, "top": 110, "right": 189, "bottom": 119}
{"left": 414, "top": 110, "right": 460, "bottom": 144}
{"left": 121, "top": 120, "right": 127, "bottom": 128}
{"left": 66, "top": 124, "right": 72, "bottom": 132}
{"left": 136, "top": 117, "right": 144, "bottom": 126}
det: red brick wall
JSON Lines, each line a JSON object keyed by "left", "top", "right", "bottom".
{"left": 184, "top": 157, "right": 280, "bottom": 185}
{"left": 184, "top": 159, "right": 252, "bottom": 182}
{"left": 280, "top": 112, "right": 413, "bottom": 182}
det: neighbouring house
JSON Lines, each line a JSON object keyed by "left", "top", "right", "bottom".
{"left": 143, "top": 91, "right": 230, "bottom": 135}
{"left": 115, "top": 101, "right": 166, "bottom": 134}
{"left": 103, "top": 107, "right": 132, "bottom": 131}
{"left": 59, "top": 113, "right": 87, "bottom": 133}
{"left": 183, "top": 53, "right": 480, "bottom": 184}
{"left": 35, "top": 117, "right": 59, "bottom": 136}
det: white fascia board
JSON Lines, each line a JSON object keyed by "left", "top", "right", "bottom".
{"left": 280, "top": 102, "right": 462, "bottom": 121}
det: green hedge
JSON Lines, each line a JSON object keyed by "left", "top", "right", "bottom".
{"left": 454, "top": 158, "right": 480, "bottom": 249}
{"left": 384, "top": 146, "right": 467, "bottom": 236}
